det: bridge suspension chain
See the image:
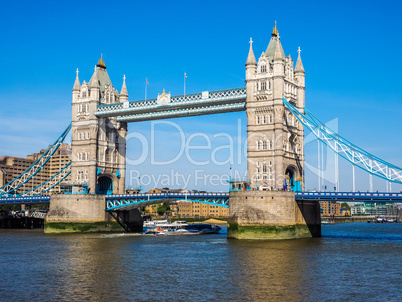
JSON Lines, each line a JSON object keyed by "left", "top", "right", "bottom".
{"left": 283, "top": 97, "right": 402, "bottom": 184}
{"left": 0, "top": 123, "right": 72, "bottom": 196}
{"left": 18, "top": 162, "right": 71, "bottom": 197}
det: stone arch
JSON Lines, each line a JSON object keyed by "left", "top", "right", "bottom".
{"left": 285, "top": 164, "right": 299, "bottom": 191}
{"left": 96, "top": 175, "right": 113, "bottom": 195}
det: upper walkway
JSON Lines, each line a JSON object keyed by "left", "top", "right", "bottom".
{"left": 94, "top": 87, "right": 246, "bottom": 122}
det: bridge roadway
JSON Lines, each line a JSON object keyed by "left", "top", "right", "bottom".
{"left": 94, "top": 87, "right": 246, "bottom": 122}
{"left": 1, "top": 192, "right": 401, "bottom": 208}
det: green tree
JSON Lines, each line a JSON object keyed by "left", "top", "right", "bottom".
{"left": 341, "top": 202, "right": 349, "bottom": 208}
{"left": 157, "top": 201, "right": 171, "bottom": 215}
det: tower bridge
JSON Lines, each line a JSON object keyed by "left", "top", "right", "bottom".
{"left": 1, "top": 23, "right": 402, "bottom": 238}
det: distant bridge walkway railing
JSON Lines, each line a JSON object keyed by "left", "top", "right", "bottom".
{"left": 0, "top": 196, "right": 51, "bottom": 205}
{"left": 105, "top": 192, "right": 230, "bottom": 211}
{"left": 295, "top": 192, "right": 402, "bottom": 202}
{"left": 1, "top": 191, "right": 400, "bottom": 208}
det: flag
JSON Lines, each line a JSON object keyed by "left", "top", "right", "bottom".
{"left": 146, "top": 78, "right": 149, "bottom": 85}
{"left": 184, "top": 73, "right": 187, "bottom": 78}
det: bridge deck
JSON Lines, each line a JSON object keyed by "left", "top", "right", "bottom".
{"left": 94, "top": 87, "right": 246, "bottom": 122}
{"left": 1, "top": 192, "right": 401, "bottom": 206}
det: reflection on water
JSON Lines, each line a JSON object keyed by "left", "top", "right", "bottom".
{"left": 0, "top": 223, "right": 401, "bottom": 301}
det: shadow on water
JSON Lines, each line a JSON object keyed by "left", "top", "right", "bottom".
{"left": 227, "top": 238, "right": 322, "bottom": 302}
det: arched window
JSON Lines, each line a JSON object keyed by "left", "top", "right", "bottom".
{"left": 258, "top": 141, "right": 263, "bottom": 150}
{"left": 263, "top": 115, "right": 267, "bottom": 124}
{"left": 261, "top": 64, "right": 266, "bottom": 73}
{"left": 263, "top": 141, "right": 267, "bottom": 150}
{"left": 269, "top": 140, "right": 273, "bottom": 150}
{"left": 261, "top": 81, "right": 266, "bottom": 90}
{"left": 268, "top": 114, "right": 273, "bottom": 124}
{"left": 256, "top": 116, "right": 260, "bottom": 125}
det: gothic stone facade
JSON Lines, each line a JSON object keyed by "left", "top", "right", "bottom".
{"left": 246, "top": 26, "right": 305, "bottom": 190}
{"left": 71, "top": 57, "right": 127, "bottom": 194}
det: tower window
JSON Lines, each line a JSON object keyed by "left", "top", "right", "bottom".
{"left": 261, "top": 81, "right": 266, "bottom": 90}
{"left": 261, "top": 64, "right": 266, "bottom": 73}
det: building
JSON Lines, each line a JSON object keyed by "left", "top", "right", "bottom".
{"left": 143, "top": 188, "right": 229, "bottom": 218}
{"left": 245, "top": 22, "right": 305, "bottom": 191}
{"left": 320, "top": 201, "right": 341, "bottom": 216}
{"left": 351, "top": 203, "right": 366, "bottom": 216}
{"left": 0, "top": 143, "right": 72, "bottom": 195}
{"left": 71, "top": 56, "right": 127, "bottom": 195}
{"left": 364, "top": 202, "right": 397, "bottom": 216}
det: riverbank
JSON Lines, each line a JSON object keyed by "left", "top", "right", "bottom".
{"left": 322, "top": 216, "right": 375, "bottom": 223}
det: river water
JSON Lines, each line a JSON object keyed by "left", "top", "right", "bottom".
{"left": 0, "top": 223, "right": 401, "bottom": 302}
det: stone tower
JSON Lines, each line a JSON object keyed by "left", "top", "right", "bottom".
{"left": 246, "top": 23, "right": 305, "bottom": 191}
{"left": 71, "top": 56, "right": 127, "bottom": 194}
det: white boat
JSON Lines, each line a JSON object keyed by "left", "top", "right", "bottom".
{"left": 145, "top": 223, "right": 221, "bottom": 236}
{"left": 143, "top": 219, "right": 168, "bottom": 227}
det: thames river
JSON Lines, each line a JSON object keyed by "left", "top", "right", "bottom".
{"left": 0, "top": 223, "right": 401, "bottom": 301}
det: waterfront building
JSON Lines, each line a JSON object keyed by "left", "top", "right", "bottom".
{"left": 142, "top": 188, "right": 229, "bottom": 218}
{"left": 0, "top": 143, "right": 72, "bottom": 195}
{"left": 320, "top": 200, "right": 341, "bottom": 216}
{"left": 364, "top": 202, "right": 396, "bottom": 216}
{"left": 351, "top": 203, "right": 366, "bottom": 216}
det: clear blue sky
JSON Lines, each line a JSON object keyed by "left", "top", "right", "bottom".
{"left": 0, "top": 0, "right": 401, "bottom": 192}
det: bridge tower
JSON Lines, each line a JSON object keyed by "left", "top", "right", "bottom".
{"left": 71, "top": 56, "right": 127, "bottom": 195}
{"left": 228, "top": 24, "right": 320, "bottom": 240}
{"left": 245, "top": 23, "right": 305, "bottom": 191}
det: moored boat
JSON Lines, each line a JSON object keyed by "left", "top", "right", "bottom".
{"left": 145, "top": 222, "right": 221, "bottom": 236}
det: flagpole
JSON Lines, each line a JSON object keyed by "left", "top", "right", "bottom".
{"left": 145, "top": 78, "right": 148, "bottom": 101}
{"left": 184, "top": 73, "right": 186, "bottom": 98}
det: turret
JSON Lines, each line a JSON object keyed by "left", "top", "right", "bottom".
{"left": 295, "top": 47, "right": 305, "bottom": 109}
{"left": 120, "top": 75, "right": 129, "bottom": 102}
{"left": 72, "top": 68, "right": 80, "bottom": 103}
{"left": 89, "top": 66, "right": 100, "bottom": 101}
{"left": 295, "top": 47, "right": 305, "bottom": 85}
{"left": 272, "top": 29, "right": 285, "bottom": 106}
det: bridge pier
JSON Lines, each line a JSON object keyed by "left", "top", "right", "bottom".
{"left": 45, "top": 195, "right": 123, "bottom": 233}
{"left": 228, "top": 191, "right": 321, "bottom": 240}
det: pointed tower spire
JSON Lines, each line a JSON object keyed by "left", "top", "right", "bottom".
{"left": 266, "top": 21, "right": 285, "bottom": 59}
{"left": 274, "top": 35, "right": 284, "bottom": 60}
{"left": 120, "top": 75, "right": 129, "bottom": 102}
{"left": 90, "top": 65, "right": 100, "bottom": 88}
{"left": 246, "top": 38, "right": 257, "bottom": 66}
{"left": 295, "top": 47, "right": 305, "bottom": 72}
{"left": 121, "top": 75, "right": 128, "bottom": 96}
{"left": 72, "top": 68, "right": 80, "bottom": 91}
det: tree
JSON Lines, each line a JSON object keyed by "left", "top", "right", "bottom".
{"left": 157, "top": 201, "right": 171, "bottom": 215}
{"left": 341, "top": 202, "right": 350, "bottom": 208}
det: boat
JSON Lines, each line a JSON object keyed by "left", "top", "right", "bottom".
{"left": 143, "top": 219, "right": 168, "bottom": 227}
{"left": 145, "top": 222, "right": 221, "bottom": 236}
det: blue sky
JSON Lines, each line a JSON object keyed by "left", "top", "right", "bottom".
{"left": 0, "top": 0, "right": 401, "bottom": 192}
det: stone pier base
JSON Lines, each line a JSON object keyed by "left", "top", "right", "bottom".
{"left": 45, "top": 194, "right": 122, "bottom": 233}
{"left": 228, "top": 191, "right": 321, "bottom": 240}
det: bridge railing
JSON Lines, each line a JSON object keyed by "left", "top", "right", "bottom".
{"left": 95, "top": 87, "right": 246, "bottom": 117}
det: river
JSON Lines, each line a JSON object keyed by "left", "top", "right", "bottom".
{"left": 0, "top": 223, "right": 401, "bottom": 301}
